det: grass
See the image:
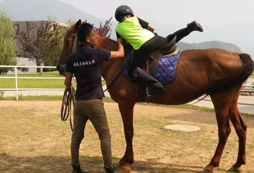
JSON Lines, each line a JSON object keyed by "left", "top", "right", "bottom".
{"left": 0, "top": 71, "right": 253, "bottom": 117}
{"left": 2, "top": 71, "right": 61, "bottom": 77}
{"left": 0, "top": 95, "right": 64, "bottom": 101}
{"left": 0, "top": 71, "right": 106, "bottom": 88}
{"left": 0, "top": 71, "right": 65, "bottom": 88}
{"left": 0, "top": 95, "right": 253, "bottom": 117}
{"left": 1, "top": 101, "right": 254, "bottom": 172}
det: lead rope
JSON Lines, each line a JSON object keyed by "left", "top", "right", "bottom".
{"left": 61, "top": 86, "right": 75, "bottom": 131}
{"left": 60, "top": 33, "right": 78, "bottom": 132}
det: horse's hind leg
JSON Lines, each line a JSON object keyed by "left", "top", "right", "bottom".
{"left": 228, "top": 98, "right": 247, "bottom": 172}
{"left": 203, "top": 90, "right": 233, "bottom": 173}
{"left": 204, "top": 87, "right": 246, "bottom": 173}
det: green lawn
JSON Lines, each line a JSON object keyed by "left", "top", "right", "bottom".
{"left": 0, "top": 71, "right": 106, "bottom": 88}
{"left": 0, "top": 71, "right": 73, "bottom": 88}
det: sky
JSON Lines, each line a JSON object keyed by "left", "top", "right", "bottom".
{"left": 58, "top": 0, "right": 254, "bottom": 55}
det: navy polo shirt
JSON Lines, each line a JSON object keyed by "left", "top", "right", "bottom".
{"left": 66, "top": 44, "right": 111, "bottom": 101}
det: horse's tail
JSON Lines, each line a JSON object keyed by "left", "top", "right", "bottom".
{"left": 207, "top": 53, "right": 254, "bottom": 95}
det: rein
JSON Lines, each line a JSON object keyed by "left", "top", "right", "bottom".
{"left": 103, "top": 47, "right": 130, "bottom": 92}
{"left": 103, "top": 65, "right": 124, "bottom": 92}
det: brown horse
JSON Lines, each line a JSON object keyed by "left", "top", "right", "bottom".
{"left": 57, "top": 20, "right": 254, "bottom": 173}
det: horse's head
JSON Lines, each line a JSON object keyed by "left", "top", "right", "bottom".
{"left": 57, "top": 20, "right": 82, "bottom": 75}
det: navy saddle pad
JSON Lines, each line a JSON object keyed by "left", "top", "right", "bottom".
{"left": 123, "top": 51, "right": 181, "bottom": 84}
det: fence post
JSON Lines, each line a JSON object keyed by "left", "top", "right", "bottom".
{"left": 14, "top": 66, "right": 18, "bottom": 100}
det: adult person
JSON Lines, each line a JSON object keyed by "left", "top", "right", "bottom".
{"left": 115, "top": 5, "right": 203, "bottom": 96}
{"left": 65, "top": 22, "right": 124, "bottom": 173}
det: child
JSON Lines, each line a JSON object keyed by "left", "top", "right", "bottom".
{"left": 115, "top": 5, "right": 203, "bottom": 95}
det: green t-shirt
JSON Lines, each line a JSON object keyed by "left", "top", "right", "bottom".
{"left": 115, "top": 16, "right": 154, "bottom": 50}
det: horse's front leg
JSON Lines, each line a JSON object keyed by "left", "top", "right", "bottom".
{"left": 118, "top": 101, "right": 135, "bottom": 171}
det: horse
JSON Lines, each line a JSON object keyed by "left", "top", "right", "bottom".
{"left": 57, "top": 20, "right": 254, "bottom": 173}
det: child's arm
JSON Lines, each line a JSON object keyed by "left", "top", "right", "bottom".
{"left": 147, "top": 23, "right": 155, "bottom": 32}
{"left": 138, "top": 17, "right": 155, "bottom": 32}
{"left": 117, "top": 37, "right": 129, "bottom": 47}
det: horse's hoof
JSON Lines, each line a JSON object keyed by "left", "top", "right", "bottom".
{"left": 121, "top": 164, "right": 131, "bottom": 172}
{"left": 119, "top": 158, "right": 125, "bottom": 166}
{"left": 228, "top": 165, "right": 243, "bottom": 172}
{"left": 115, "top": 165, "right": 131, "bottom": 173}
{"left": 202, "top": 170, "right": 213, "bottom": 173}
{"left": 119, "top": 159, "right": 131, "bottom": 171}
{"left": 202, "top": 165, "right": 213, "bottom": 173}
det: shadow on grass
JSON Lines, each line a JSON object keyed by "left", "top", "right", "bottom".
{"left": 130, "top": 160, "right": 204, "bottom": 173}
{"left": 0, "top": 153, "right": 205, "bottom": 173}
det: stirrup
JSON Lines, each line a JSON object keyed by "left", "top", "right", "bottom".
{"left": 146, "top": 84, "right": 165, "bottom": 97}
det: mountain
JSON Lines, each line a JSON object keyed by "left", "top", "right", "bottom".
{"left": 0, "top": 0, "right": 243, "bottom": 53}
{"left": 0, "top": 0, "right": 109, "bottom": 25}
{"left": 177, "top": 41, "right": 242, "bottom": 52}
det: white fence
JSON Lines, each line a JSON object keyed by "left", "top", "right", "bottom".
{"left": 0, "top": 65, "right": 253, "bottom": 100}
{"left": 0, "top": 65, "right": 65, "bottom": 100}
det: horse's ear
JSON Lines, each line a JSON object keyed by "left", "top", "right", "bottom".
{"left": 75, "top": 19, "right": 82, "bottom": 30}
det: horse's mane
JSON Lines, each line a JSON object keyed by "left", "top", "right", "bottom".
{"left": 98, "top": 35, "right": 132, "bottom": 56}
{"left": 96, "top": 34, "right": 118, "bottom": 51}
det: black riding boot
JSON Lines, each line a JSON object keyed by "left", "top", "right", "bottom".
{"left": 72, "top": 164, "right": 89, "bottom": 173}
{"left": 104, "top": 166, "right": 115, "bottom": 173}
{"left": 132, "top": 67, "right": 165, "bottom": 96}
{"left": 167, "top": 21, "right": 203, "bottom": 43}
{"left": 187, "top": 21, "right": 203, "bottom": 32}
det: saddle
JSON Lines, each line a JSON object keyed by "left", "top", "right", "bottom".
{"left": 125, "top": 36, "right": 178, "bottom": 80}
{"left": 148, "top": 36, "right": 177, "bottom": 76}
{"left": 123, "top": 36, "right": 181, "bottom": 101}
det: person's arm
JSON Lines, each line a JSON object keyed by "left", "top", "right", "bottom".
{"left": 64, "top": 72, "right": 73, "bottom": 89}
{"left": 147, "top": 23, "right": 155, "bottom": 32}
{"left": 138, "top": 17, "right": 155, "bottom": 32}
{"left": 109, "top": 39, "right": 124, "bottom": 59}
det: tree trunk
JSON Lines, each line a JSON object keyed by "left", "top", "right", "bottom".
{"left": 36, "top": 61, "right": 43, "bottom": 75}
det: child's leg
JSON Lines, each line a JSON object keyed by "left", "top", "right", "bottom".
{"left": 128, "top": 36, "right": 167, "bottom": 76}
{"left": 128, "top": 36, "right": 165, "bottom": 95}
{"left": 167, "top": 21, "right": 203, "bottom": 43}
{"left": 128, "top": 42, "right": 155, "bottom": 76}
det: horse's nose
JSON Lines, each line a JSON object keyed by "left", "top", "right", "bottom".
{"left": 56, "top": 65, "right": 60, "bottom": 71}
{"left": 56, "top": 65, "right": 66, "bottom": 76}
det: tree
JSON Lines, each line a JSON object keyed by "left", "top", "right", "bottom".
{"left": 94, "top": 17, "right": 112, "bottom": 37}
{"left": 0, "top": 11, "right": 17, "bottom": 75}
{"left": 17, "top": 66, "right": 29, "bottom": 73}
{"left": 15, "top": 20, "right": 65, "bottom": 73}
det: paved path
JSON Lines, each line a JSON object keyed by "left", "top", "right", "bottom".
{"left": 2, "top": 87, "right": 254, "bottom": 114}
{"left": 188, "top": 96, "right": 254, "bottom": 114}
{"left": 3, "top": 90, "right": 64, "bottom": 97}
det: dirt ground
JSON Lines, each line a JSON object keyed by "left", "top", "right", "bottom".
{"left": 0, "top": 101, "right": 254, "bottom": 173}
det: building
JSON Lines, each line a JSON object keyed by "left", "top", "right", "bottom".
{"left": 14, "top": 20, "right": 67, "bottom": 54}
{"left": 11, "top": 21, "right": 67, "bottom": 73}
